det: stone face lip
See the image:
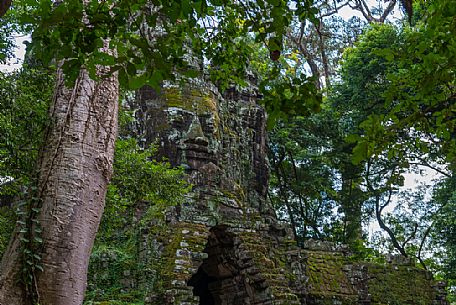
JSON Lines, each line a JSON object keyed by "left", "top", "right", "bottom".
{"left": 129, "top": 82, "right": 449, "bottom": 305}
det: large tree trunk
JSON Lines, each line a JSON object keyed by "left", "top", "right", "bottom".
{"left": 0, "top": 65, "right": 119, "bottom": 304}
{"left": 0, "top": 231, "right": 26, "bottom": 304}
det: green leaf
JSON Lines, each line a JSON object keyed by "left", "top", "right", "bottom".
{"left": 352, "top": 141, "right": 369, "bottom": 165}
{"left": 267, "top": 0, "right": 281, "bottom": 6}
{"left": 128, "top": 73, "right": 147, "bottom": 90}
{"left": 118, "top": 68, "right": 128, "bottom": 87}
{"left": 93, "top": 52, "right": 116, "bottom": 66}
{"left": 126, "top": 62, "right": 136, "bottom": 75}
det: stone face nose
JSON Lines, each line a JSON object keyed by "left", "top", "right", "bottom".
{"left": 185, "top": 116, "right": 209, "bottom": 146}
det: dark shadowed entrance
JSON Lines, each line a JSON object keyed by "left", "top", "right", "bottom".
{"left": 187, "top": 225, "right": 255, "bottom": 305}
{"left": 188, "top": 266, "right": 217, "bottom": 305}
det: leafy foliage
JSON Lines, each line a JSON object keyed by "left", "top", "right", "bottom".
{"left": 87, "top": 133, "right": 190, "bottom": 302}
{"left": 431, "top": 176, "right": 456, "bottom": 301}
{"left": 14, "top": 0, "right": 298, "bottom": 83}
{"left": 0, "top": 17, "right": 15, "bottom": 63}
{"left": 349, "top": 2, "right": 456, "bottom": 169}
{"left": 331, "top": 0, "right": 455, "bottom": 270}
{"left": 0, "top": 64, "right": 54, "bottom": 260}
{"left": 0, "top": 206, "right": 14, "bottom": 254}
{"left": 269, "top": 9, "right": 455, "bottom": 295}
{"left": 3, "top": 0, "right": 325, "bottom": 125}
{"left": 0, "top": 64, "right": 53, "bottom": 189}
{"left": 268, "top": 111, "right": 343, "bottom": 244}
{"left": 97, "top": 137, "right": 190, "bottom": 241}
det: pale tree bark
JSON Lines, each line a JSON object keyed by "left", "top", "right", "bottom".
{"left": 0, "top": 61, "right": 119, "bottom": 304}
{"left": 350, "top": 0, "right": 397, "bottom": 24}
{"left": 0, "top": 230, "right": 26, "bottom": 304}
{"left": 315, "top": 20, "right": 331, "bottom": 89}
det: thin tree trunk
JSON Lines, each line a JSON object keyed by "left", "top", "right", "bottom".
{"left": 0, "top": 64, "right": 119, "bottom": 304}
{"left": 315, "top": 21, "right": 331, "bottom": 89}
{"left": 340, "top": 176, "right": 363, "bottom": 244}
{"left": 276, "top": 162, "right": 298, "bottom": 240}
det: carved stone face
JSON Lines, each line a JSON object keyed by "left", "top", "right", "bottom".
{"left": 164, "top": 106, "right": 220, "bottom": 171}
{"left": 137, "top": 86, "right": 223, "bottom": 188}
{"left": 137, "top": 84, "right": 272, "bottom": 218}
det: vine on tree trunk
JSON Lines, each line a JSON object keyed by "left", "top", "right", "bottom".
{"left": 16, "top": 180, "right": 43, "bottom": 304}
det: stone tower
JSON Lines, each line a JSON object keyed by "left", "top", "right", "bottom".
{"left": 128, "top": 81, "right": 448, "bottom": 305}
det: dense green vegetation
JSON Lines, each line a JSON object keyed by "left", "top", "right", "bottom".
{"left": 86, "top": 138, "right": 190, "bottom": 303}
{"left": 0, "top": 63, "right": 53, "bottom": 254}
{"left": 267, "top": 1, "right": 456, "bottom": 300}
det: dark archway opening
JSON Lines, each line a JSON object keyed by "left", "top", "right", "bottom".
{"left": 188, "top": 225, "right": 249, "bottom": 305}
{"left": 188, "top": 266, "right": 217, "bottom": 305}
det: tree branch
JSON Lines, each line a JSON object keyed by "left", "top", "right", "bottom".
{"left": 0, "top": 0, "right": 11, "bottom": 18}
{"left": 366, "top": 160, "right": 408, "bottom": 257}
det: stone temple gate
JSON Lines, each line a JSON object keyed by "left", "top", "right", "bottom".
{"left": 122, "top": 81, "right": 448, "bottom": 305}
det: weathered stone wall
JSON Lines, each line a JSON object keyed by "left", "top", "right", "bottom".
{"left": 302, "top": 240, "right": 448, "bottom": 305}
{"left": 105, "top": 81, "right": 448, "bottom": 305}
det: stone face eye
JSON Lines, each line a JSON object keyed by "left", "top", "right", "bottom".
{"left": 199, "top": 114, "right": 216, "bottom": 136}
{"left": 166, "top": 109, "right": 193, "bottom": 135}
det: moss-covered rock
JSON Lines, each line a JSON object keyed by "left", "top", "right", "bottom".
{"left": 367, "top": 263, "right": 437, "bottom": 305}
